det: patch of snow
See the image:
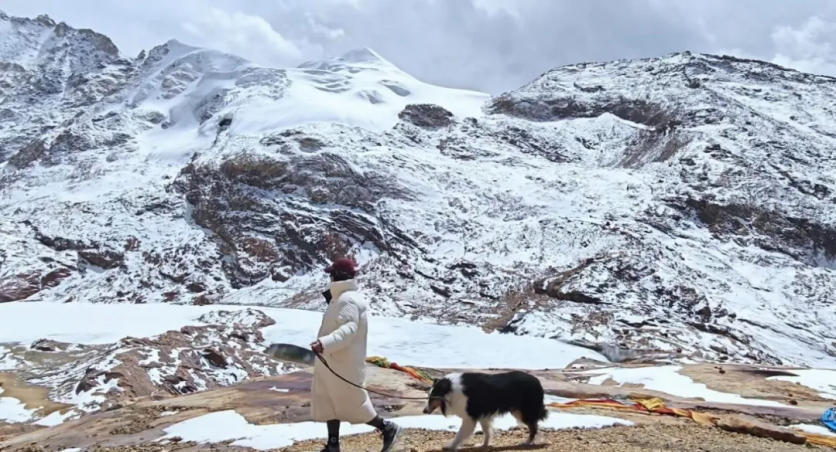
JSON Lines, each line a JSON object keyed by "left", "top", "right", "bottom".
{"left": 34, "top": 409, "right": 79, "bottom": 427}
{"left": 0, "top": 303, "right": 230, "bottom": 345}
{"left": 789, "top": 424, "right": 836, "bottom": 437}
{"left": 581, "top": 366, "right": 784, "bottom": 407}
{"left": 261, "top": 308, "right": 607, "bottom": 369}
{"left": 0, "top": 387, "right": 36, "bottom": 423}
{"left": 66, "top": 374, "right": 121, "bottom": 413}
{"left": 768, "top": 370, "right": 836, "bottom": 400}
{"left": 160, "top": 409, "right": 632, "bottom": 450}
{"left": 0, "top": 303, "right": 606, "bottom": 369}
{"left": 545, "top": 395, "right": 576, "bottom": 404}
{"left": 139, "top": 348, "right": 161, "bottom": 366}
{"left": 269, "top": 386, "right": 289, "bottom": 393}
{"left": 0, "top": 345, "right": 20, "bottom": 371}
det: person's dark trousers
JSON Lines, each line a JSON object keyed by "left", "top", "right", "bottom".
{"left": 321, "top": 416, "right": 400, "bottom": 452}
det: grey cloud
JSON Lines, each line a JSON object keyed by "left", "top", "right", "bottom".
{"left": 3, "top": 0, "right": 836, "bottom": 93}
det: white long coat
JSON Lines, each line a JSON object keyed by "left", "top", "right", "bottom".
{"left": 310, "top": 279, "right": 377, "bottom": 424}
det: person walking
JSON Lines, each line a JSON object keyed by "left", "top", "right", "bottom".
{"left": 310, "top": 258, "right": 403, "bottom": 452}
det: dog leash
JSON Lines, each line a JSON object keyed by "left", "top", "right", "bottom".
{"left": 313, "top": 351, "right": 438, "bottom": 401}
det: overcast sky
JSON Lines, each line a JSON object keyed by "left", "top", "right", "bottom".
{"left": 3, "top": 0, "right": 836, "bottom": 93}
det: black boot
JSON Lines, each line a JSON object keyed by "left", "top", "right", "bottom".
{"left": 319, "top": 441, "right": 340, "bottom": 452}
{"left": 320, "top": 420, "right": 341, "bottom": 452}
{"left": 379, "top": 420, "right": 403, "bottom": 452}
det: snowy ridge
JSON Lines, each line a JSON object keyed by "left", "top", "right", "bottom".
{"left": 1, "top": 11, "right": 835, "bottom": 369}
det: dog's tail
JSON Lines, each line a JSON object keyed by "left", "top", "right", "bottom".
{"left": 538, "top": 404, "right": 549, "bottom": 421}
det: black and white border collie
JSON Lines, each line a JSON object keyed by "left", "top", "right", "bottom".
{"left": 422, "top": 371, "right": 548, "bottom": 451}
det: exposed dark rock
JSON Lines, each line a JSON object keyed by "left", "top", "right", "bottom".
{"left": 218, "top": 153, "right": 289, "bottom": 189}
{"left": 398, "top": 104, "right": 454, "bottom": 129}
{"left": 30, "top": 338, "right": 69, "bottom": 352}
{"left": 163, "top": 375, "right": 184, "bottom": 385}
{"left": 551, "top": 290, "right": 609, "bottom": 305}
{"left": 79, "top": 249, "right": 125, "bottom": 269}
{"left": 430, "top": 284, "right": 452, "bottom": 298}
{"left": 34, "top": 229, "right": 92, "bottom": 252}
{"left": 297, "top": 137, "right": 325, "bottom": 152}
{"left": 172, "top": 151, "right": 414, "bottom": 288}
{"left": 7, "top": 139, "right": 48, "bottom": 168}
{"left": 44, "top": 130, "right": 94, "bottom": 164}
{"left": 75, "top": 369, "right": 124, "bottom": 394}
{"left": 675, "top": 197, "right": 836, "bottom": 265}
{"left": 192, "top": 294, "right": 212, "bottom": 306}
{"left": 186, "top": 281, "right": 206, "bottom": 293}
{"left": 201, "top": 348, "right": 228, "bottom": 368}
{"left": 489, "top": 94, "right": 679, "bottom": 131}
{"left": 41, "top": 267, "right": 72, "bottom": 288}
{"left": 0, "top": 273, "right": 41, "bottom": 303}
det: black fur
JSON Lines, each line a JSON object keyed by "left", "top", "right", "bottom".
{"left": 428, "top": 377, "right": 452, "bottom": 416}
{"left": 429, "top": 371, "right": 548, "bottom": 444}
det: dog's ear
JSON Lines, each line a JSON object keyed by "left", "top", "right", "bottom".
{"left": 432, "top": 377, "right": 439, "bottom": 385}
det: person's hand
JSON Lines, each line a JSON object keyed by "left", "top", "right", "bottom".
{"left": 310, "top": 340, "right": 323, "bottom": 354}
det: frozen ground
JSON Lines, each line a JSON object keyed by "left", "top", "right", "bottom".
{"left": 0, "top": 302, "right": 606, "bottom": 369}
{"left": 580, "top": 366, "right": 785, "bottom": 407}
{"left": 159, "top": 409, "right": 633, "bottom": 450}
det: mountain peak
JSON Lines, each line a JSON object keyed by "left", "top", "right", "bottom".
{"left": 33, "top": 14, "right": 55, "bottom": 27}
{"left": 297, "top": 47, "right": 400, "bottom": 72}
{"left": 162, "top": 38, "right": 200, "bottom": 53}
{"left": 0, "top": 10, "right": 56, "bottom": 28}
{"left": 336, "top": 47, "right": 391, "bottom": 65}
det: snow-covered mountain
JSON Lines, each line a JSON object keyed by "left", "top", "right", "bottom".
{"left": 1, "top": 11, "right": 835, "bottom": 368}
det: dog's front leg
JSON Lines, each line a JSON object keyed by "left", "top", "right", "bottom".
{"left": 443, "top": 417, "right": 477, "bottom": 451}
{"left": 479, "top": 418, "right": 493, "bottom": 450}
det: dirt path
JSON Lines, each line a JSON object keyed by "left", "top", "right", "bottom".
{"left": 283, "top": 424, "right": 827, "bottom": 452}
{"left": 13, "top": 424, "right": 823, "bottom": 452}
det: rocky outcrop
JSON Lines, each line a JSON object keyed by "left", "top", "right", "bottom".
{"left": 398, "top": 104, "right": 454, "bottom": 129}
{"left": 675, "top": 197, "right": 836, "bottom": 265}
{"left": 7, "top": 139, "right": 47, "bottom": 169}
{"left": 78, "top": 249, "right": 124, "bottom": 269}
{"left": 0, "top": 273, "right": 41, "bottom": 303}
{"left": 173, "top": 150, "right": 416, "bottom": 287}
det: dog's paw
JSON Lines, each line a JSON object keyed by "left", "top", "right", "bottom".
{"left": 442, "top": 443, "right": 457, "bottom": 451}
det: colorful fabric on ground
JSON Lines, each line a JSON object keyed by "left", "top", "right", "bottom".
{"left": 549, "top": 398, "right": 836, "bottom": 448}
{"left": 802, "top": 433, "right": 836, "bottom": 448}
{"left": 548, "top": 397, "right": 718, "bottom": 426}
{"left": 365, "top": 355, "right": 433, "bottom": 384}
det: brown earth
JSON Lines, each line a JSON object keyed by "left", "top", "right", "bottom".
{"left": 2, "top": 363, "right": 835, "bottom": 451}
{"left": 0, "top": 372, "right": 72, "bottom": 416}
{"left": 285, "top": 423, "right": 827, "bottom": 452}
{"left": 678, "top": 364, "right": 829, "bottom": 403}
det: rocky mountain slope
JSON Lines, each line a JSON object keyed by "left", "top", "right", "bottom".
{"left": 1, "top": 11, "right": 835, "bottom": 368}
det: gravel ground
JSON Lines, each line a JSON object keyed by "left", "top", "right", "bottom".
{"left": 283, "top": 424, "right": 826, "bottom": 452}
{"left": 6, "top": 424, "right": 828, "bottom": 452}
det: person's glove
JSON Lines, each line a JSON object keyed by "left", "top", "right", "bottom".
{"left": 310, "top": 339, "right": 324, "bottom": 353}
